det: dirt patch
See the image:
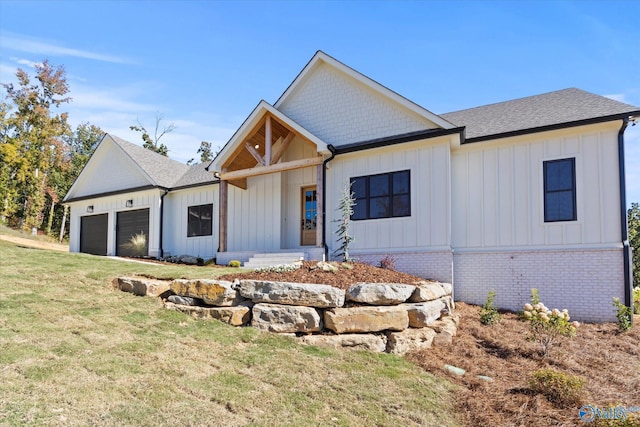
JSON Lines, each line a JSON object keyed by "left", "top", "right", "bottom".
{"left": 219, "top": 261, "right": 434, "bottom": 290}
{"left": 407, "top": 303, "right": 640, "bottom": 426}
{"left": 0, "top": 234, "right": 69, "bottom": 252}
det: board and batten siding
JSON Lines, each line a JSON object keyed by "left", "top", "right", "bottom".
{"left": 326, "top": 137, "right": 453, "bottom": 255}
{"left": 226, "top": 174, "right": 282, "bottom": 252}
{"left": 163, "top": 185, "right": 218, "bottom": 259}
{"left": 68, "top": 189, "right": 162, "bottom": 256}
{"left": 278, "top": 62, "right": 438, "bottom": 147}
{"left": 451, "top": 122, "right": 622, "bottom": 250}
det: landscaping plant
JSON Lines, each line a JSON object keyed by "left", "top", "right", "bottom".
{"left": 333, "top": 180, "right": 355, "bottom": 262}
{"left": 479, "top": 290, "right": 502, "bottom": 325}
{"left": 121, "top": 232, "right": 147, "bottom": 257}
{"left": 521, "top": 288, "right": 578, "bottom": 356}
{"left": 613, "top": 297, "right": 633, "bottom": 332}
{"left": 529, "top": 368, "right": 584, "bottom": 408}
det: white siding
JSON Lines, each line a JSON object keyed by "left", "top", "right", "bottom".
{"left": 451, "top": 123, "right": 622, "bottom": 249}
{"left": 227, "top": 174, "right": 282, "bottom": 252}
{"left": 278, "top": 62, "right": 437, "bottom": 146}
{"left": 68, "top": 189, "right": 162, "bottom": 256}
{"left": 69, "top": 140, "right": 150, "bottom": 199}
{"left": 163, "top": 185, "right": 218, "bottom": 259}
{"left": 326, "top": 136, "right": 453, "bottom": 255}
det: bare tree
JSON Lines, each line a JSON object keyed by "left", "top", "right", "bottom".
{"left": 130, "top": 112, "right": 175, "bottom": 156}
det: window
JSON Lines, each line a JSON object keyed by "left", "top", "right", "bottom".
{"left": 351, "top": 170, "right": 410, "bottom": 220}
{"left": 543, "top": 158, "right": 576, "bottom": 222}
{"left": 187, "top": 204, "right": 213, "bottom": 237}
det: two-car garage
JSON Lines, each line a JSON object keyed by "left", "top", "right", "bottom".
{"left": 79, "top": 208, "right": 149, "bottom": 257}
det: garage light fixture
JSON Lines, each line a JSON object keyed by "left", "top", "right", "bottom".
{"left": 86, "top": 205, "right": 94, "bottom": 213}
{"left": 126, "top": 199, "right": 133, "bottom": 207}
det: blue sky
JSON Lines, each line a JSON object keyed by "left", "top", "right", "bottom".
{"left": 1, "top": 0, "right": 639, "bottom": 204}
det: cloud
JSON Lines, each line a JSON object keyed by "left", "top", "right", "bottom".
{"left": 0, "top": 33, "right": 133, "bottom": 64}
{"left": 604, "top": 93, "right": 627, "bottom": 103}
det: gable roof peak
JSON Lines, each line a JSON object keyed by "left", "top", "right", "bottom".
{"left": 274, "top": 51, "right": 454, "bottom": 130}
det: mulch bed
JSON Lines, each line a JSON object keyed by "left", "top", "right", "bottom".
{"left": 218, "top": 261, "right": 433, "bottom": 290}
{"left": 407, "top": 302, "right": 640, "bottom": 427}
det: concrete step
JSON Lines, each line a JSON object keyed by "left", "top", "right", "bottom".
{"left": 243, "top": 252, "right": 305, "bottom": 269}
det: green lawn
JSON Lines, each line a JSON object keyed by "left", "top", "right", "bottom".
{"left": 0, "top": 238, "right": 459, "bottom": 426}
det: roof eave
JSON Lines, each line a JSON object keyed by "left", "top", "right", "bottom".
{"left": 463, "top": 112, "right": 640, "bottom": 144}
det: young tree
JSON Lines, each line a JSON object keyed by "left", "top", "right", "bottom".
{"left": 130, "top": 113, "right": 174, "bottom": 156}
{"left": 333, "top": 180, "right": 356, "bottom": 262}
{"left": 629, "top": 202, "right": 640, "bottom": 288}
{"left": 1, "top": 60, "right": 71, "bottom": 231}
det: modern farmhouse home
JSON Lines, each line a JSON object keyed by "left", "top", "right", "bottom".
{"left": 63, "top": 51, "right": 639, "bottom": 322}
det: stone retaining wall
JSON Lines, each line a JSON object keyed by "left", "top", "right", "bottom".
{"left": 113, "top": 276, "right": 458, "bottom": 355}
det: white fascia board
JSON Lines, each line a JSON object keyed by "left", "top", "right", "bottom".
{"left": 274, "top": 51, "right": 455, "bottom": 130}
{"left": 209, "top": 100, "right": 328, "bottom": 173}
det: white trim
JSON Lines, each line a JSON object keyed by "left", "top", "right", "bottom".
{"left": 452, "top": 243, "right": 623, "bottom": 253}
{"left": 274, "top": 51, "right": 454, "bottom": 130}
{"left": 210, "top": 100, "right": 329, "bottom": 173}
{"left": 349, "top": 246, "right": 453, "bottom": 255}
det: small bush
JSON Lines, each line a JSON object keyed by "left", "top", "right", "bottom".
{"left": 479, "top": 290, "right": 502, "bottom": 325}
{"left": 613, "top": 297, "right": 633, "bottom": 332}
{"left": 520, "top": 288, "right": 578, "bottom": 357}
{"left": 529, "top": 368, "right": 584, "bottom": 407}
{"left": 121, "top": 232, "right": 147, "bottom": 257}
{"left": 228, "top": 260, "right": 241, "bottom": 268}
{"left": 634, "top": 288, "right": 640, "bottom": 315}
{"left": 379, "top": 255, "right": 396, "bottom": 271}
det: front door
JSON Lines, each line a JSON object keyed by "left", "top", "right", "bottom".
{"left": 301, "top": 186, "right": 316, "bottom": 246}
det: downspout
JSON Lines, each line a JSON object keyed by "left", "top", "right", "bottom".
{"left": 159, "top": 189, "right": 169, "bottom": 258}
{"left": 617, "top": 117, "right": 633, "bottom": 321}
{"left": 322, "top": 144, "right": 337, "bottom": 261}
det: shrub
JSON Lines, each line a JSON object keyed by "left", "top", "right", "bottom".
{"left": 479, "top": 290, "right": 502, "bottom": 325}
{"left": 228, "top": 260, "right": 241, "bottom": 268}
{"left": 613, "top": 297, "right": 633, "bottom": 332}
{"left": 121, "top": 232, "right": 147, "bottom": 257}
{"left": 379, "top": 255, "right": 396, "bottom": 271}
{"left": 520, "top": 289, "right": 578, "bottom": 357}
{"left": 634, "top": 287, "right": 640, "bottom": 315}
{"left": 529, "top": 368, "right": 584, "bottom": 407}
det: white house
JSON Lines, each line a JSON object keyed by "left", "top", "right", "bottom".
{"left": 63, "top": 51, "right": 639, "bottom": 322}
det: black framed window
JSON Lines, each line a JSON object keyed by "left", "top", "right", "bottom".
{"left": 543, "top": 158, "right": 576, "bottom": 222}
{"left": 187, "top": 204, "right": 213, "bottom": 237}
{"left": 351, "top": 170, "right": 410, "bottom": 220}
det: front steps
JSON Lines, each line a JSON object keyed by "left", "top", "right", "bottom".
{"left": 243, "top": 252, "right": 305, "bottom": 269}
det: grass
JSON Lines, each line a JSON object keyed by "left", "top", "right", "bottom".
{"left": 0, "top": 237, "right": 459, "bottom": 426}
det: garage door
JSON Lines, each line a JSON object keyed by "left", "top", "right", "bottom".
{"left": 116, "top": 209, "right": 149, "bottom": 257}
{"left": 80, "top": 214, "right": 108, "bottom": 255}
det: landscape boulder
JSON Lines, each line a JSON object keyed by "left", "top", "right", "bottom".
{"left": 164, "top": 301, "right": 251, "bottom": 326}
{"left": 386, "top": 328, "right": 437, "bottom": 355}
{"left": 402, "top": 299, "right": 447, "bottom": 328}
{"left": 115, "top": 276, "right": 171, "bottom": 297}
{"left": 300, "top": 334, "right": 387, "bottom": 353}
{"left": 346, "top": 283, "right": 415, "bottom": 305}
{"left": 324, "top": 306, "right": 409, "bottom": 334}
{"left": 408, "top": 281, "right": 450, "bottom": 302}
{"left": 238, "top": 280, "right": 345, "bottom": 308}
{"left": 170, "top": 279, "right": 241, "bottom": 306}
{"left": 251, "top": 303, "right": 322, "bottom": 333}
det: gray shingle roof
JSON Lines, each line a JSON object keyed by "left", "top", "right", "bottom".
{"left": 440, "top": 88, "right": 640, "bottom": 141}
{"left": 110, "top": 135, "right": 217, "bottom": 189}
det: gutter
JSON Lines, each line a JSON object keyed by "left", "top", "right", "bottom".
{"left": 159, "top": 189, "right": 169, "bottom": 258}
{"left": 617, "top": 117, "right": 633, "bottom": 322}
{"left": 322, "top": 144, "right": 337, "bottom": 261}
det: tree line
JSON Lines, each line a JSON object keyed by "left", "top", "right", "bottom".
{"left": 0, "top": 60, "right": 215, "bottom": 241}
